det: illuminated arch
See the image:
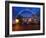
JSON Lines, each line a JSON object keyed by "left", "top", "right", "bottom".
{"left": 16, "top": 9, "right": 33, "bottom": 17}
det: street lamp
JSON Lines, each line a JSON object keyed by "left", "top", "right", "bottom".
{"left": 15, "top": 19, "right": 19, "bottom": 24}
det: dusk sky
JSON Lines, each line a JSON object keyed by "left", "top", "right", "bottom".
{"left": 12, "top": 7, "right": 40, "bottom": 20}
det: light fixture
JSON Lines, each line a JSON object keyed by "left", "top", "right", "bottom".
{"left": 15, "top": 19, "right": 19, "bottom": 23}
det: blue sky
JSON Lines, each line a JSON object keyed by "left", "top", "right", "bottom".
{"left": 12, "top": 7, "right": 40, "bottom": 20}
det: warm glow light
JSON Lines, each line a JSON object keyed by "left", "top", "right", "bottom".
{"left": 15, "top": 19, "right": 19, "bottom": 23}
